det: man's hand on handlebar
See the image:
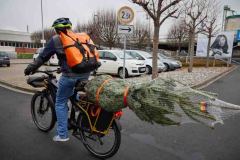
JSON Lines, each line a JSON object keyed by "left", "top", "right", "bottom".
{"left": 24, "top": 64, "right": 37, "bottom": 75}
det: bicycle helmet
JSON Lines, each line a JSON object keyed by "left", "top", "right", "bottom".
{"left": 52, "top": 17, "right": 72, "bottom": 29}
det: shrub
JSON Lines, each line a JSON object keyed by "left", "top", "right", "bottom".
{"left": 17, "top": 53, "right": 33, "bottom": 59}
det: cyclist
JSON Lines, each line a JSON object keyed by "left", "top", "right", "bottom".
{"left": 24, "top": 18, "right": 99, "bottom": 142}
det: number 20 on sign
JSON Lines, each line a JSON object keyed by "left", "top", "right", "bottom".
{"left": 117, "top": 6, "right": 135, "bottom": 25}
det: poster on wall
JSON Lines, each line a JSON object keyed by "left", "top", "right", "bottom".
{"left": 196, "top": 32, "right": 235, "bottom": 58}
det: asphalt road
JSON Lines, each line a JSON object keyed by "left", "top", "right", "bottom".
{"left": 1, "top": 67, "right": 240, "bottom": 160}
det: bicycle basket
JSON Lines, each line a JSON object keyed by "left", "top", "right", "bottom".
{"left": 27, "top": 76, "right": 47, "bottom": 88}
{"left": 88, "top": 105, "right": 115, "bottom": 134}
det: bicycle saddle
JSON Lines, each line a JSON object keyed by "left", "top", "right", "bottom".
{"left": 75, "top": 80, "right": 89, "bottom": 91}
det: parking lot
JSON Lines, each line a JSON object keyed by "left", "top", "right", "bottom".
{"left": 0, "top": 59, "right": 234, "bottom": 92}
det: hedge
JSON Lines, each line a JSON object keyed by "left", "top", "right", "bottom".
{"left": 17, "top": 53, "right": 33, "bottom": 59}
{"left": 179, "top": 57, "right": 232, "bottom": 67}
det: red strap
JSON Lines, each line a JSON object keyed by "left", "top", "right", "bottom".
{"left": 95, "top": 78, "right": 112, "bottom": 106}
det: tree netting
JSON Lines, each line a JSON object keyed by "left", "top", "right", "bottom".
{"left": 84, "top": 75, "right": 240, "bottom": 128}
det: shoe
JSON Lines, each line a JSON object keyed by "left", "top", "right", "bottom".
{"left": 53, "top": 135, "right": 69, "bottom": 142}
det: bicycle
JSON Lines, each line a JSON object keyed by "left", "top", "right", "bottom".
{"left": 26, "top": 69, "right": 122, "bottom": 159}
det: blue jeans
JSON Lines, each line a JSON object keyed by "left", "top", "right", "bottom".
{"left": 55, "top": 73, "right": 90, "bottom": 138}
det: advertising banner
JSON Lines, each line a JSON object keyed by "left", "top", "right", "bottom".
{"left": 196, "top": 32, "right": 235, "bottom": 58}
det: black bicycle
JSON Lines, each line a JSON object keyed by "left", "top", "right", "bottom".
{"left": 27, "top": 69, "right": 122, "bottom": 159}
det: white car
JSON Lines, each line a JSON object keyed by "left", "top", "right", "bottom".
{"left": 33, "top": 48, "right": 59, "bottom": 66}
{"left": 97, "top": 50, "right": 146, "bottom": 78}
{"left": 126, "top": 50, "right": 166, "bottom": 74}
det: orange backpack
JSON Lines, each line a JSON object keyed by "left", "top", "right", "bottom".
{"left": 59, "top": 30, "right": 100, "bottom": 73}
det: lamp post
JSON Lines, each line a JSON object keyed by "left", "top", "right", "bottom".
{"left": 146, "top": 14, "right": 151, "bottom": 51}
{"left": 222, "top": 5, "right": 235, "bottom": 31}
{"left": 93, "top": 14, "right": 100, "bottom": 48}
{"left": 41, "top": 0, "right": 45, "bottom": 47}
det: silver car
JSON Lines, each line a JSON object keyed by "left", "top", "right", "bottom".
{"left": 158, "top": 53, "right": 182, "bottom": 71}
{"left": 126, "top": 50, "right": 166, "bottom": 74}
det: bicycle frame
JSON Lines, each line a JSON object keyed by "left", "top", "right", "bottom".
{"left": 28, "top": 70, "right": 123, "bottom": 159}
{"left": 37, "top": 72, "right": 122, "bottom": 136}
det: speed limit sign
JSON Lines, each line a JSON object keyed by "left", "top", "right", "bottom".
{"left": 117, "top": 6, "right": 135, "bottom": 25}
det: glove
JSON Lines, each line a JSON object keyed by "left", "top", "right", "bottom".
{"left": 24, "top": 64, "right": 36, "bottom": 75}
{"left": 96, "top": 61, "right": 101, "bottom": 68}
{"left": 24, "top": 57, "right": 44, "bottom": 75}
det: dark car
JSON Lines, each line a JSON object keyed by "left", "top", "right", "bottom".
{"left": 0, "top": 52, "right": 10, "bottom": 67}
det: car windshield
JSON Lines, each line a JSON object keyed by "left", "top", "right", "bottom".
{"left": 112, "top": 51, "right": 134, "bottom": 59}
{"left": 125, "top": 51, "right": 145, "bottom": 60}
{"left": 159, "top": 53, "right": 172, "bottom": 59}
{"left": 133, "top": 50, "right": 152, "bottom": 59}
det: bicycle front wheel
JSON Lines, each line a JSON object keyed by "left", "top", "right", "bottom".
{"left": 31, "top": 91, "right": 56, "bottom": 132}
{"left": 77, "top": 114, "right": 121, "bottom": 159}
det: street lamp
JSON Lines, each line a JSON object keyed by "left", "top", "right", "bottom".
{"left": 41, "top": 0, "right": 45, "bottom": 47}
{"left": 146, "top": 14, "right": 151, "bottom": 51}
{"left": 222, "top": 5, "right": 236, "bottom": 31}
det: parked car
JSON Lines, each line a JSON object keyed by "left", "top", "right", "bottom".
{"left": 126, "top": 50, "right": 166, "bottom": 74}
{"left": 97, "top": 50, "right": 146, "bottom": 78}
{"left": 0, "top": 52, "right": 10, "bottom": 67}
{"left": 158, "top": 53, "right": 182, "bottom": 71}
{"left": 33, "top": 48, "right": 58, "bottom": 66}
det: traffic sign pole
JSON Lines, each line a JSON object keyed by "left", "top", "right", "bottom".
{"left": 117, "top": 6, "right": 135, "bottom": 80}
{"left": 123, "top": 34, "right": 126, "bottom": 80}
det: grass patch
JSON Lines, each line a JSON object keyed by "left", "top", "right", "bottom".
{"left": 17, "top": 53, "right": 33, "bottom": 59}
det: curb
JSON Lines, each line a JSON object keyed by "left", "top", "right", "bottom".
{"left": 0, "top": 80, "right": 37, "bottom": 93}
{"left": 0, "top": 66, "right": 238, "bottom": 93}
{"left": 191, "top": 65, "right": 238, "bottom": 89}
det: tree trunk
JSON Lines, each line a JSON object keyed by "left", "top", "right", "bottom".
{"left": 152, "top": 22, "right": 160, "bottom": 79}
{"left": 188, "top": 31, "right": 195, "bottom": 73}
{"left": 206, "top": 36, "right": 211, "bottom": 68}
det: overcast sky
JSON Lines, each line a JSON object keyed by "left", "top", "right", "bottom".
{"left": 0, "top": 0, "right": 240, "bottom": 37}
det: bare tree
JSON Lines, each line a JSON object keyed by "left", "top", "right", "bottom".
{"left": 74, "top": 10, "right": 118, "bottom": 49}
{"left": 183, "top": 0, "right": 208, "bottom": 72}
{"left": 74, "top": 21, "right": 102, "bottom": 48}
{"left": 132, "top": 0, "right": 183, "bottom": 79}
{"left": 134, "top": 22, "right": 149, "bottom": 49}
{"left": 31, "top": 29, "right": 56, "bottom": 44}
{"left": 200, "top": 0, "right": 220, "bottom": 67}
{"left": 93, "top": 9, "right": 118, "bottom": 49}
{"left": 167, "top": 19, "right": 187, "bottom": 56}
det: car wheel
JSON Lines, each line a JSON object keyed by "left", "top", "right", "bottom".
{"left": 164, "top": 63, "right": 170, "bottom": 71}
{"left": 146, "top": 65, "right": 152, "bottom": 74}
{"left": 118, "top": 68, "right": 128, "bottom": 79}
{"left": 7, "top": 64, "right": 10, "bottom": 67}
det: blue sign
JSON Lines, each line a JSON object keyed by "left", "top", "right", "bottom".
{"left": 237, "top": 30, "right": 240, "bottom": 42}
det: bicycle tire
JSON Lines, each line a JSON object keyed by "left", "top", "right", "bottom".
{"left": 31, "top": 91, "right": 56, "bottom": 132}
{"left": 77, "top": 114, "right": 121, "bottom": 159}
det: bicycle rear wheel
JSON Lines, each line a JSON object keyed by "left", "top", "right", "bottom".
{"left": 77, "top": 114, "right": 121, "bottom": 159}
{"left": 31, "top": 91, "right": 56, "bottom": 132}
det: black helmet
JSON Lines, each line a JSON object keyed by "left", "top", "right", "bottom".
{"left": 52, "top": 17, "right": 72, "bottom": 29}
